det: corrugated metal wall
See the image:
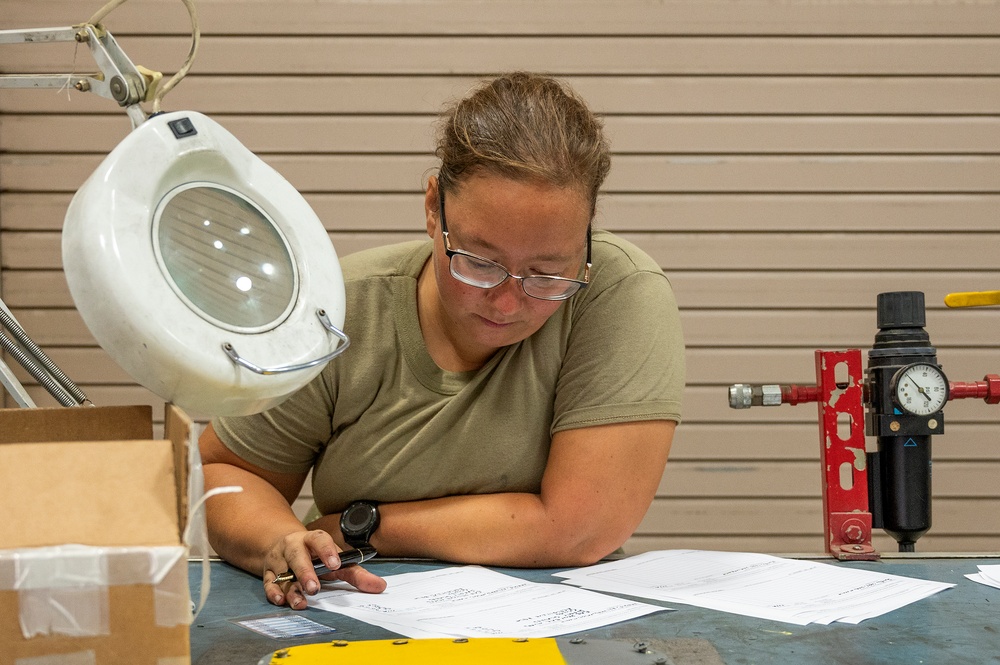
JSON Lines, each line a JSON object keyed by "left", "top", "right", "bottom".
{"left": 2, "top": 0, "right": 998, "bottom": 555}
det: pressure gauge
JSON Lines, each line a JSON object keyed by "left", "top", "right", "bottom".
{"left": 892, "top": 363, "right": 949, "bottom": 416}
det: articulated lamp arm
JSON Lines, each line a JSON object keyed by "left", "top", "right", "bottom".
{"left": 0, "top": 24, "right": 158, "bottom": 128}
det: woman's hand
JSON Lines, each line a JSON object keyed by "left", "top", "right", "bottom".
{"left": 262, "top": 528, "right": 387, "bottom": 609}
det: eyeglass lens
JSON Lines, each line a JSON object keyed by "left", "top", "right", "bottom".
{"left": 449, "top": 253, "right": 582, "bottom": 300}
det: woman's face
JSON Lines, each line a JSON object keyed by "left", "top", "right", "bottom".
{"left": 423, "top": 173, "right": 592, "bottom": 358}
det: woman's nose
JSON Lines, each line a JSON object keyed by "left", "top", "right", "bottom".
{"left": 487, "top": 276, "right": 527, "bottom": 314}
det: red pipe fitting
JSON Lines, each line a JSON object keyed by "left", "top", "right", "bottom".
{"left": 949, "top": 374, "right": 1000, "bottom": 404}
{"left": 781, "top": 384, "right": 821, "bottom": 405}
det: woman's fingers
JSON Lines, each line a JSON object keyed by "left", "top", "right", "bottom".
{"left": 320, "top": 564, "right": 388, "bottom": 594}
{"left": 262, "top": 529, "right": 386, "bottom": 608}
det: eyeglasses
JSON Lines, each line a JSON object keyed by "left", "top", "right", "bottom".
{"left": 437, "top": 187, "right": 591, "bottom": 301}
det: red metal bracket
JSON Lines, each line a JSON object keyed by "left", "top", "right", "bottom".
{"left": 815, "top": 349, "right": 879, "bottom": 560}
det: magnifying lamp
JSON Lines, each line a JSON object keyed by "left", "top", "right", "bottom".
{"left": 1, "top": 12, "right": 350, "bottom": 416}
{"left": 63, "top": 110, "right": 349, "bottom": 416}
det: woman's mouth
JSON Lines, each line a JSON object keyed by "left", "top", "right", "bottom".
{"left": 478, "top": 315, "right": 514, "bottom": 329}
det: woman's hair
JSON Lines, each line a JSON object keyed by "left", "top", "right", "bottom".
{"left": 435, "top": 72, "right": 611, "bottom": 216}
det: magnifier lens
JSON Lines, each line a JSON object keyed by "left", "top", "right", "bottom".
{"left": 154, "top": 184, "right": 298, "bottom": 331}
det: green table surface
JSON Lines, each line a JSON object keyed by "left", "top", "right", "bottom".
{"left": 189, "top": 555, "right": 1000, "bottom": 665}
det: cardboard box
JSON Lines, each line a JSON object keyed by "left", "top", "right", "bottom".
{"left": 0, "top": 404, "right": 193, "bottom": 664}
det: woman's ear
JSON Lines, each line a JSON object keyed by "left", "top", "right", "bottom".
{"left": 424, "top": 176, "right": 439, "bottom": 238}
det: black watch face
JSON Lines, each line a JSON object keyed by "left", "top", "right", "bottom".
{"left": 343, "top": 503, "right": 376, "bottom": 532}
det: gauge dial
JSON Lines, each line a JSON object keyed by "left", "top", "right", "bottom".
{"left": 893, "top": 363, "right": 948, "bottom": 416}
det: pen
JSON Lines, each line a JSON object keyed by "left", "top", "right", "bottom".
{"left": 272, "top": 546, "right": 377, "bottom": 585}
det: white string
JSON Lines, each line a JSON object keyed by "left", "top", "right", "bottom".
{"left": 184, "top": 485, "right": 243, "bottom": 619}
{"left": 183, "top": 485, "right": 243, "bottom": 545}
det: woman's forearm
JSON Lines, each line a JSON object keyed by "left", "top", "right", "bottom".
{"left": 312, "top": 491, "right": 617, "bottom": 568}
{"left": 203, "top": 462, "right": 308, "bottom": 574}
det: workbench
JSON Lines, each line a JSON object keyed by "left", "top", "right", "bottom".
{"left": 190, "top": 555, "right": 1000, "bottom": 665}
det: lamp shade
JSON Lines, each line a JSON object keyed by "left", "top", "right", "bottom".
{"left": 63, "top": 111, "right": 348, "bottom": 416}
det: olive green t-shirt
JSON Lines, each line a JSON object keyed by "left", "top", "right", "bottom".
{"left": 214, "top": 230, "right": 684, "bottom": 515}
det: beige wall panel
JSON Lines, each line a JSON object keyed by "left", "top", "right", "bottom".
{"left": 3, "top": 308, "right": 91, "bottom": 345}
{"left": 7, "top": 307, "right": 1000, "bottom": 357}
{"left": 21, "top": 383, "right": 160, "bottom": 409}
{"left": 607, "top": 155, "right": 1000, "bottom": 193}
{"left": 595, "top": 194, "right": 1000, "bottom": 232}
{"left": 6, "top": 192, "right": 1000, "bottom": 233}
{"left": 8, "top": 115, "right": 1000, "bottom": 155}
{"left": 6, "top": 153, "right": 998, "bottom": 194}
{"left": 13, "top": 36, "right": 1000, "bottom": 76}
{"left": 7, "top": 349, "right": 134, "bottom": 384}
{"left": 681, "top": 310, "right": 1000, "bottom": 348}
{"left": 9, "top": 230, "right": 1000, "bottom": 275}
{"left": 668, "top": 272, "right": 1000, "bottom": 310}
{"left": 0, "top": 271, "right": 70, "bottom": 307}
{"left": 21, "top": 383, "right": 202, "bottom": 417}
{"left": 685, "top": 348, "right": 1000, "bottom": 385}
{"left": 630, "top": 506, "right": 1000, "bottom": 553}
{"left": 7, "top": 269, "right": 1000, "bottom": 311}
{"left": 607, "top": 117, "right": 1000, "bottom": 154}
{"left": 639, "top": 499, "right": 1000, "bottom": 535}
{"left": 7, "top": 0, "right": 1000, "bottom": 35}
{"left": 1, "top": 194, "right": 76, "bottom": 231}
{"left": 6, "top": 306, "right": 998, "bottom": 350}
{"left": 17, "top": 381, "right": 996, "bottom": 432}
{"left": 670, "top": 423, "right": 1000, "bottom": 462}
{"left": 13, "top": 228, "right": 1000, "bottom": 271}
{"left": 10, "top": 347, "right": 1000, "bottom": 391}
{"left": 639, "top": 233, "right": 1000, "bottom": 270}
{"left": 655, "top": 461, "right": 1000, "bottom": 499}
{"left": 0, "top": 154, "right": 438, "bottom": 193}
{"left": 5, "top": 77, "right": 1000, "bottom": 114}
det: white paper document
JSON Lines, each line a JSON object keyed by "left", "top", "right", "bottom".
{"left": 555, "top": 550, "right": 954, "bottom": 626}
{"left": 966, "top": 564, "right": 1000, "bottom": 589}
{"left": 310, "top": 565, "right": 667, "bottom": 638}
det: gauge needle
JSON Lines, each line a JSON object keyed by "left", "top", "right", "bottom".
{"left": 908, "top": 377, "right": 932, "bottom": 402}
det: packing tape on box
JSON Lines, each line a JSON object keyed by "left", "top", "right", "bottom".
{"left": 15, "top": 650, "right": 96, "bottom": 665}
{"left": 1, "top": 545, "right": 186, "bottom": 639}
{"left": 15, "top": 655, "right": 188, "bottom": 665}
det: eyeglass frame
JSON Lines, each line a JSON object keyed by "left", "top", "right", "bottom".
{"left": 436, "top": 185, "right": 592, "bottom": 302}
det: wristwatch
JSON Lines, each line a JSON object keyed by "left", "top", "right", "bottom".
{"left": 340, "top": 500, "right": 380, "bottom": 549}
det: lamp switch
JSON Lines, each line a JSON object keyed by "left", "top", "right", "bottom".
{"left": 168, "top": 117, "right": 198, "bottom": 139}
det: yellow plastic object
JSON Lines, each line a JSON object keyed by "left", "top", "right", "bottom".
{"left": 136, "top": 64, "right": 164, "bottom": 101}
{"left": 944, "top": 290, "right": 1000, "bottom": 308}
{"left": 266, "top": 638, "right": 567, "bottom": 664}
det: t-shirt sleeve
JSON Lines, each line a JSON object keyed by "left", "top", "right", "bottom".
{"left": 211, "top": 368, "right": 337, "bottom": 474}
{"left": 551, "top": 259, "right": 685, "bottom": 433}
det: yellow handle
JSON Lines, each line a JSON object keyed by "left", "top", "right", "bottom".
{"left": 944, "top": 291, "right": 1000, "bottom": 308}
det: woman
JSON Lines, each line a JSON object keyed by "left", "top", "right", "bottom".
{"left": 199, "top": 72, "right": 685, "bottom": 610}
